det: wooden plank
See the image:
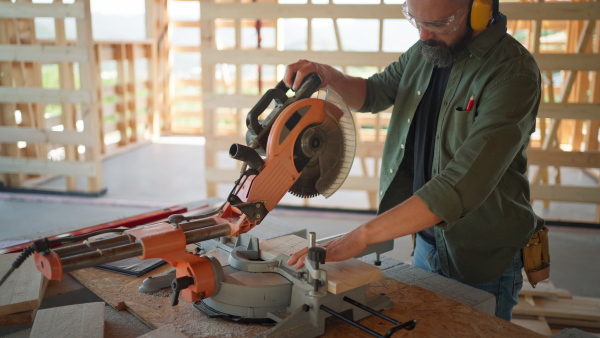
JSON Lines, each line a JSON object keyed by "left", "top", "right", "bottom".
{"left": 530, "top": 185, "right": 600, "bottom": 204}
{"left": 534, "top": 54, "right": 600, "bottom": 71}
{"left": 0, "top": 2, "right": 85, "bottom": 19}
{"left": 511, "top": 317, "right": 552, "bottom": 336}
{"left": 0, "top": 45, "right": 88, "bottom": 63}
{"left": 527, "top": 149, "right": 600, "bottom": 168}
{"left": 259, "top": 234, "right": 381, "bottom": 295}
{"left": 538, "top": 103, "right": 600, "bottom": 120}
{"left": 0, "top": 156, "right": 97, "bottom": 176}
{"left": 513, "top": 295, "right": 600, "bottom": 321}
{"left": 0, "top": 87, "right": 91, "bottom": 104}
{"left": 171, "top": 46, "right": 201, "bottom": 53}
{"left": 202, "top": 49, "right": 400, "bottom": 68}
{"left": 0, "top": 253, "right": 47, "bottom": 317}
{"left": 503, "top": 2, "right": 600, "bottom": 21}
{"left": 201, "top": 2, "right": 600, "bottom": 20}
{"left": 543, "top": 316, "right": 600, "bottom": 330}
{"left": 0, "top": 126, "right": 95, "bottom": 147}
{"left": 0, "top": 309, "right": 36, "bottom": 327}
{"left": 29, "top": 302, "right": 104, "bottom": 338}
{"left": 520, "top": 279, "right": 572, "bottom": 299}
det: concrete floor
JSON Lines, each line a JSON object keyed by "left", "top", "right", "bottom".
{"left": 1, "top": 136, "right": 599, "bottom": 299}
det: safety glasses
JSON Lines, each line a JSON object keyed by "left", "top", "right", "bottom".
{"left": 402, "top": 2, "right": 466, "bottom": 35}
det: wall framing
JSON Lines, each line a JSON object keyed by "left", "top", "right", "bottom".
{"left": 200, "top": 0, "right": 600, "bottom": 221}
{"left": 0, "top": 0, "right": 104, "bottom": 194}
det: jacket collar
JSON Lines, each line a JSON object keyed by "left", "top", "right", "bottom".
{"left": 468, "top": 13, "right": 508, "bottom": 59}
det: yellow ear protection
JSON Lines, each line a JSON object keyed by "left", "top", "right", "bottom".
{"left": 470, "top": 0, "right": 498, "bottom": 31}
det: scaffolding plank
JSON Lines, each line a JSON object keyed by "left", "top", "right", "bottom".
{"left": 0, "top": 45, "right": 88, "bottom": 63}
{"left": 201, "top": 2, "right": 600, "bottom": 20}
{"left": 0, "top": 126, "right": 95, "bottom": 147}
{"left": 0, "top": 2, "right": 85, "bottom": 19}
{"left": 0, "top": 87, "right": 91, "bottom": 104}
{"left": 0, "top": 157, "right": 97, "bottom": 176}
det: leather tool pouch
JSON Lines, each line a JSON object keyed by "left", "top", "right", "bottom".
{"left": 522, "top": 225, "right": 550, "bottom": 288}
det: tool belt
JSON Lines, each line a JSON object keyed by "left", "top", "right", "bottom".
{"left": 522, "top": 225, "right": 550, "bottom": 288}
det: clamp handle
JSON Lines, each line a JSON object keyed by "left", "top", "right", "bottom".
{"left": 171, "top": 276, "right": 195, "bottom": 306}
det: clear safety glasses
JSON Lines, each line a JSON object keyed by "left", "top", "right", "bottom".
{"left": 402, "top": 2, "right": 466, "bottom": 36}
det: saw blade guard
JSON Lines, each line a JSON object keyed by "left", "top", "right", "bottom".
{"left": 311, "top": 87, "right": 356, "bottom": 198}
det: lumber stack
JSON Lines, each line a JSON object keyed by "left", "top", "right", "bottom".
{"left": 512, "top": 279, "right": 600, "bottom": 336}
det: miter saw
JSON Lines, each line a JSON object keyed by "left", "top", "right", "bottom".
{"left": 3, "top": 74, "right": 415, "bottom": 337}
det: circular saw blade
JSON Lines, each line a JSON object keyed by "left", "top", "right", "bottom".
{"left": 288, "top": 89, "right": 356, "bottom": 199}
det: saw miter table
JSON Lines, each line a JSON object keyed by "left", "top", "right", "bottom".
{"left": 1, "top": 74, "right": 416, "bottom": 337}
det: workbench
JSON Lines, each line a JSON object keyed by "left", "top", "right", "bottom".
{"left": 0, "top": 205, "right": 542, "bottom": 337}
{"left": 64, "top": 253, "right": 541, "bottom": 337}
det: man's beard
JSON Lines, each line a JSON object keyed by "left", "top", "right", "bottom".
{"left": 420, "top": 28, "right": 473, "bottom": 68}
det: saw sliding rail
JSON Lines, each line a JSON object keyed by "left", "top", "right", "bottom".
{"left": 44, "top": 219, "right": 227, "bottom": 274}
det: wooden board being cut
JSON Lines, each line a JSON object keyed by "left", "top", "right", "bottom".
{"left": 0, "top": 253, "right": 47, "bottom": 318}
{"left": 259, "top": 234, "right": 381, "bottom": 294}
{"left": 29, "top": 302, "right": 105, "bottom": 338}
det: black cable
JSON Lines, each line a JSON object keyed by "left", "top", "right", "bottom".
{"left": 0, "top": 244, "right": 36, "bottom": 288}
{"left": 0, "top": 228, "right": 126, "bottom": 288}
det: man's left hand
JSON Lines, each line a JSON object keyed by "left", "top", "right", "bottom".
{"left": 287, "top": 226, "right": 368, "bottom": 269}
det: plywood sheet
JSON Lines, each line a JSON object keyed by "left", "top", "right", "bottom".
{"left": 0, "top": 253, "right": 47, "bottom": 317}
{"left": 29, "top": 302, "right": 105, "bottom": 338}
{"left": 259, "top": 234, "right": 382, "bottom": 294}
{"left": 70, "top": 260, "right": 541, "bottom": 338}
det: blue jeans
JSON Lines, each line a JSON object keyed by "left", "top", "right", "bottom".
{"left": 413, "top": 234, "right": 523, "bottom": 321}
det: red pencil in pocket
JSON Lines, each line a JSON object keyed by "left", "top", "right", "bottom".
{"left": 465, "top": 95, "right": 474, "bottom": 111}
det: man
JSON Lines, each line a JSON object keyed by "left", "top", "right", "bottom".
{"left": 285, "top": 0, "right": 544, "bottom": 321}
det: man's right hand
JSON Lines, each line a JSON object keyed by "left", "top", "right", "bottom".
{"left": 283, "top": 59, "right": 367, "bottom": 111}
{"left": 283, "top": 59, "right": 339, "bottom": 91}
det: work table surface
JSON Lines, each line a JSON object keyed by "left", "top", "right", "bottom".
{"left": 65, "top": 259, "right": 540, "bottom": 338}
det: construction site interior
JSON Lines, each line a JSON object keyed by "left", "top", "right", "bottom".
{"left": 0, "top": 0, "right": 599, "bottom": 337}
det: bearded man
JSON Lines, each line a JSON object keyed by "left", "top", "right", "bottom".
{"left": 285, "top": 0, "right": 544, "bottom": 321}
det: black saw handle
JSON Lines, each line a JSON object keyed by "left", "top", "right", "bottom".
{"left": 245, "top": 73, "right": 322, "bottom": 150}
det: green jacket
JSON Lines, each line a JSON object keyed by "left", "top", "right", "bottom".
{"left": 359, "top": 14, "right": 545, "bottom": 284}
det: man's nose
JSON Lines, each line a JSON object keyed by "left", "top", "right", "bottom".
{"left": 419, "top": 27, "right": 435, "bottom": 41}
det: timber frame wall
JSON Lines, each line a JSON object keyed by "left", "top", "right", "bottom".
{"left": 0, "top": 0, "right": 104, "bottom": 195}
{"left": 0, "top": 0, "right": 598, "bottom": 221}
{"left": 200, "top": 0, "right": 600, "bottom": 221}
{"left": 0, "top": 0, "right": 168, "bottom": 195}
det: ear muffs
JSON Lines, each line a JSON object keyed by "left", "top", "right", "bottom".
{"left": 470, "top": 0, "right": 494, "bottom": 31}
